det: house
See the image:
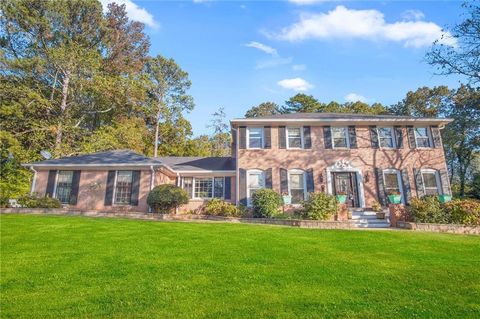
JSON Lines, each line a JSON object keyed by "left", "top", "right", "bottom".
{"left": 25, "top": 113, "right": 452, "bottom": 213}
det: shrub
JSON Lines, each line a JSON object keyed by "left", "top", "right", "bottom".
{"left": 444, "top": 199, "right": 480, "bottom": 226}
{"left": 203, "top": 199, "right": 241, "bottom": 217}
{"left": 147, "top": 184, "right": 189, "bottom": 214}
{"left": 302, "top": 192, "right": 338, "bottom": 220}
{"left": 251, "top": 189, "right": 282, "bottom": 218}
{"left": 17, "top": 193, "right": 61, "bottom": 208}
{"left": 409, "top": 196, "right": 449, "bottom": 223}
{"left": 371, "top": 200, "right": 382, "bottom": 212}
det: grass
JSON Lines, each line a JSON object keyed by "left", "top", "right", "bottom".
{"left": 1, "top": 214, "right": 479, "bottom": 318}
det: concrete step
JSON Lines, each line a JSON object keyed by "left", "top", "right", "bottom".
{"left": 351, "top": 223, "right": 391, "bottom": 228}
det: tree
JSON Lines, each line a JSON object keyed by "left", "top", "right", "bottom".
{"left": 244, "top": 102, "right": 280, "bottom": 118}
{"left": 144, "top": 55, "right": 194, "bottom": 157}
{"left": 208, "top": 107, "right": 231, "bottom": 156}
{"left": 426, "top": 2, "right": 480, "bottom": 84}
{"left": 389, "top": 86, "right": 451, "bottom": 117}
{"left": 282, "top": 94, "right": 322, "bottom": 113}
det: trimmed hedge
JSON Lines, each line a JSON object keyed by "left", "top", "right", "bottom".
{"left": 147, "top": 184, "right": 189, "bottom": 213}
{"left": 202, "top": 199, "right": 243, "bottom": 217}
{"left": 444, "top": 199, "right": 480, "bottom": 226}
{"left": 251, "top": 189, "right": 282, "bottom": 218}
{"left": 302, "top": 192, "right": 338, "bottom": 220}
{"left": 17, "top": 194, "right": 61, "bottom": 208}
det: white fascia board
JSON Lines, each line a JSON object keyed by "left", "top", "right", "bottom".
{"left": 230, "top": 118, "right": 453, "bottom": 126}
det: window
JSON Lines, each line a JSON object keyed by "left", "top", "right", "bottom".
{"left": 247, "top": 170, "right": 265, "bottom": 205}
{"left": 195, "top": 178, "right": 213, "bottom": 199}
{"left": 288, "top": 170, "right": 306, "bottom": 204}
{"left": 248, "top": 127, "right": 263, "bottom": 149}
{"left": 183, "top": 177, "right": 193, "bottom": 198}
{"left": 55, "top": 171, "right": 73, "bottom": 204}
{"left": 422, "top": 170, "right": 440, "bottom": 195}
{"left": 383, "top": 170, "right": 402, "bottom": 198}
{"left": 414, "top": 127, "right": 431, "bottom": 148}
{"left": 214, "top": 177, "right": 224, "bottom": 198}
{"left": 115, "top": 171, "right": 133, "bottom": 205}
{"left": 378, "top": 127, "right": 395, "bottom": 148}
{"left": 332, "top": 127, "right": 349, "bottom": 148}
{"left": 287, "top": 127, "right": 303, "bottom": 148}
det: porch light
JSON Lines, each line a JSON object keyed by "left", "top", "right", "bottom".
{"left": 364, "top": 171, "right": 370, "bottom": 183}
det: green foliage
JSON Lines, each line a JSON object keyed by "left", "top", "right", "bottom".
{"left": 202, "top": 199, "right": 242, "bottom": 217}
{"left": 409, "top": 196, "right": 448, "bottom": 224}
{"left": 371, "top": 200, "right": 382, "bottom": 213}
{"left": 17, "top": 194, "right": 61, "bottom": 208}
{"left": 389, "top": 86, "right": 451, "bottom": 117}
{"left": 251, "top": 189, "right": 282, "bottom": 218}
{"left": 245, "top": 102, "right": 280, "bottom": 118}
{"left": 302, "top": 192, "right": 338, "bottom": 220}
{"left": 147, "top": 184, "right": 189, "bottom": 214}
{"left": 282, "top": 94, "right": 322, "bottom": 113}
{"left": 444, "top": 199, "right": 480, "bottom": 226}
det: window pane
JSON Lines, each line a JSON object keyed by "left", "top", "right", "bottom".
{"left": 248, "top": 173, "right": 264, "bottom": 189}
{"left": 380, "top": 138, "right": 394, "bottom": 148}
{"left": 288, "top": 137, "right": 302, "bottom": 148}
{"left": 332, "top": 127, "right": 347, "bottom": 148}
{"left": 379, "top": 127, "right": 393, "bottom": 138}
{"left": 214, "top": 177, "right": 224, "bottom": 198}
{"left": 384, "top": 173, "right": 399, "bottom": 190}
{"left": 115, "top": 171, "right": 133, "bottom": 205}
{"left": 248, "top": 128, "right": 263, "bottom": 148}
{"left": 290, "top": 173, "right": 304, "bottom": 189}
{"left": 415, "top": 128, "right": 430, "bottom": 147}
{"left": 416, "top": 137, "right": 430, "bottom": 148}
{"left": 183, "top": 177, "right": 193, "bottom": 199}
{"left": 291, "top": 189, "right": 304, "bottom": 204}
{"left": 195, "top": 178, "right": 213, "bottom": 198}
{"left": 56, "top": 171, "right": 73, "bottom": 204}
{"left": 415, "top": 128, "right": 428, "bottom": 137}
{"left": 423, "top": 172, "right": 437, "bottom": 188}
{"left": 249, "top": 138, "right": 262, "bottom": 148}
{"left": 379, "top": 128, "right": 394, "bottom": 148}
{"left": 287, "top": 127, "right": 301, "bottom": 137}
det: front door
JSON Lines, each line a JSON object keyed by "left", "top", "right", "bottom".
{"left": 333, "top": 172, "right": 359, "bottom": 207}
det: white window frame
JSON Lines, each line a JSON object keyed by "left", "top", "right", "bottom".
{"left": 286, "top": 127, "right": 304, "bottom": 149}
{"left": 377, "top": 127, "right": 396, "bottom": 149}
{"left": 182, "top": 177, "right": 225, "bottom": 200}
{"left": 382, "top": 169, "right": 404, "bottom": 203}
{"left": 246, "top": 169, "right": 265, "bottom": 206}
{"left": 331, "top": 127, "right": 350, "bottom": 149}
{"left": 414, "top": 127, "right": 432, "bottom": 148}
{"left": 113, "top": 170, "right": 134, "bottom": 205}
{"left": 420, "top": 169, "right": 441, "bottom": 195}
{"left": 54, "top": 170, "right": 74, "bottom": 204}
{"left": 288, "top": 169, "right": 307, "bottom": 204}
{"left": 246, "top": 127, "right": 264, "bottom": 149}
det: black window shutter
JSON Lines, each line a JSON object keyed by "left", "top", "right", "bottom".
{"left": 431, "top": 126, "right": 442, "bottom": 148}
{"left": 239, "top": 126, "right": 246, "bottom": 149}
{"left": 280, "top": 168, "right": 288, "bottom": 194}
{"left": 413, "top": 168, "right": 424, "bottom": 198}
{"left": 231, "top": 130, "right": 237, "bottom": 156}
{"left": 239, "top": 169, "right": 247, "bottom": 206}
{"left": 265, "top": 168, "right": 272, "bottom": 189}
{"left": 348, "top": 126, "right": 357, "bottom": 149}
{"left": 394, "top": 126, "right": 403, "bottom": 149}
{"left": 407, "top": 126, "right": 416, "bottom": 149}
{"left": 439, "top": 169, "right": 451, "bottom": 195}
{"left": 130, "top": 170, "right": 141, "bottom": 206}
{"left": 46, "top": 170, "right": 57, "bottom": 197}
{"left": 278, "top": 126, "right": 286, "bottom": 149}
{"left": 370, "top": 126, "right": 379, "bottom": 149}
{"left": 224, "top": 177, "right": 231, "bottom": 200}
{"left": 69, "top": 171, "right": 81, "bottom": 205}
{"left": 104, "top": 170, "right": 116, "bottom": 206}
{"left": 264, "top": 126, "right": 271, "bottom": 149}
{"left": 375, "top": 168, "right": 387, "bottom": 206}
{"left": 401, "top": 169, "right": 411, "bottom": 204}
{"left": 323, "top": 126, "right": 332, "bottom": 149}
{"left": 303, "top": 126, "right": 312, "bottom": 149}
{"left": 306, "top": 168, "right": 314, "bottom": 193}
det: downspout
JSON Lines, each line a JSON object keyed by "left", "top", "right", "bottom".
{"left": 175, "top": 172, "right": 180, "bottom": 215}
{"left": 148, "top": 165, "right": 155, "bottom": 213}
{"left": 231, "top": 127, "right": 239, "bottom": 206}
{"left": 29, "top": 166, "right": 37, "bottom": 195}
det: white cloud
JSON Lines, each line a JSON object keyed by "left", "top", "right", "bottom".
{"left": 292, "top": 64, "right": 306, "bottom": 71}
{"left": 278, "top": 78, "right": 313, "bottom": 91}
{"left": 402, "top": 9, "right": 425, "bottom": 21}
{"left": 345, "top": 93, "right": 367, "bottom": 103}
{"left": 100, "top": 0, "right": 158, "bottom": 29}
{"left": 273, "top": 5, "right": 456, "bottom": 48}
{"left": 245, "top": 41, "right": 278, "bottom": 56}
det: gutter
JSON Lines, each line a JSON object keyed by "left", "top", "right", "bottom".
{"left": 29, "top": 166, "right": 37, "bottom": 195}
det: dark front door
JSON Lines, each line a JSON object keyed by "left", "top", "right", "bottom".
{"left": 333, "top": 172, "right": 359, "bottom": 207}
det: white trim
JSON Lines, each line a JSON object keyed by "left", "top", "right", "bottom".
{"left": 183, "top": 176, "right": 225, "bottom": 200}
{"left": 382, "top": 169, "right": 404, "bottom": 203}
{"left": 287, "top": 169, "right": 307, "bottom": 203}
{"left": 331, "top": 127, "right": 350, "bottom": 149}
{"left": 246, "top": 169, "right": 265, "bottom": 207}
{"left": 377, "top": 127, "right": 396, "bottom": 149}
{"left": 52, "top": 170, "right": 59, "bottom": 199}
{"left": 246, "top": 126, "right": 264, "bottom": 149}
{"left": 112, "top": 170, "right": 118, "bottom": 204}
{"left": 29, "top": 166, "right": 37, "bottom": 195}
{"left": 175, "top": 170, "right": 236, "bottom": 174}
{"left": 413, "top": 126, "right": 433, "bottom": 148}
{"left": 420, "top": 169, "right": 441, "bottom": 195}
{"left": 326, "top": 164, "right": 365, "bottom": 208}
{"left": 231, "top": 118, "right": 453, "bottom": 125}
{"left": 286, "top": 127, "right": 304, "bottom": 149}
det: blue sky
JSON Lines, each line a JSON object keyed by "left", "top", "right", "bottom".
{"left": 102, "top": 0, "right": 464, "bottom": 136}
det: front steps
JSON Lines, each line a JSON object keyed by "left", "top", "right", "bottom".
{"left": 349, "top": 210, "right": 390, "bottom": 228}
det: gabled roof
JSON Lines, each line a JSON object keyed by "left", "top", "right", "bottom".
{"left": 157, "top": 157, "right": 235, "bottom": 172}
{"left": 25, "top": 150, "right": 163, "bottom": 167}
{"left": 231, "top": 112, "right": 453, "bottom": 126}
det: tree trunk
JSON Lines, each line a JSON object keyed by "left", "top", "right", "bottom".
{"left": 55, "top": 71, "right": 71, "bottom": 157}
{"left": 153, "top": 106, "right": 161, "bottom": 158}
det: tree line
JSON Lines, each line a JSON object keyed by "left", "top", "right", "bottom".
{"left": 1, "top": 0, "right": 478, "bottom": 200}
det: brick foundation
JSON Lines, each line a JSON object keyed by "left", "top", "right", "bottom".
{"left": 389, "top": 204, "right": 407, "bottom": 227}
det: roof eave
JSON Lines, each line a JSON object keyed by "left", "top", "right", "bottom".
{"left": 230, "top": 118, "right": 454, "bottom": 126}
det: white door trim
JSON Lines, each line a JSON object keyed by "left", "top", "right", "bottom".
{"left": 326, "top": 162, "right": 365, "bottom": 208}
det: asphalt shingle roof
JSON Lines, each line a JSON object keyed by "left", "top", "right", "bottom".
{"left": 157, "top": 157, "right": 235, "bottom": 171}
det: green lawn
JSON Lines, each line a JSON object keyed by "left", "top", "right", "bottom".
{"left": 1, "top": 215, "right": 479, "bottom": 318}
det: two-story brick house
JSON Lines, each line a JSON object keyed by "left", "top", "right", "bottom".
{"left": 25, "top": 113, "right": 452, "bottom": 213}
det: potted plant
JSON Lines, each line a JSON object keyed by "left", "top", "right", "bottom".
{"left": 387, "top": 190, "right": 402, "bottom": 204}
{"left": 282, "top": 192, "right": 292, "bottom": 205}
{"left": 335, "top": 191, "right": 347, "bottom": 204}
{"left": 438, "top": 194, "right": 452, "bottom": 203}
{"left": 372, "top": 200, "right": 385, "bottom": 219}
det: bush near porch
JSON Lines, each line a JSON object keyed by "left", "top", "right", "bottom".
{"left": 147, "top": 185, "right": 189, "bottom": 213}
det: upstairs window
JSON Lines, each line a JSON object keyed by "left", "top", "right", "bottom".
{"left": 287, "top": 127, "right": 303, "bottom": 148}
{"left": 414, "top": 127, "right": 431, "bottom": 148}
{"left": 55, "top": 171, "right": 73, "bottom": 204}
{"left": 248, "top": 127, "right": 264, "bottom": 149}
{"left": 421, "top": 170, "right": 440, "bottom": 195}
{"left": 115, "top": 171, "right": 133, "bottom": 205}
{"left": 332, "top": 127, "right": 349, "bottom": 148}
{"left": 378, "top": 127, "right": 395, "bottom": 148}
